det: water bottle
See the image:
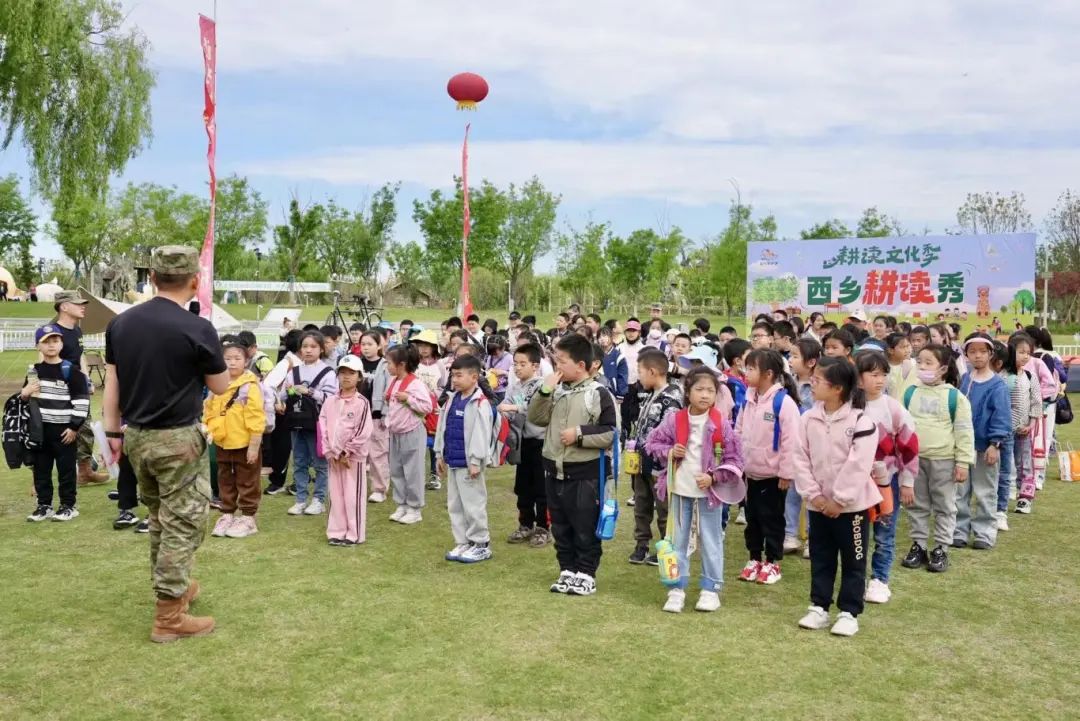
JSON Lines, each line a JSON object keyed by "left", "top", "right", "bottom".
{"left": 624, "top": 439, "right": 640, "bottom": 475}
{"left": 597, "top": 498, "right": 618, "bottom": 540}
{"left": 655, "top": 539, "right": 680, "bottom": 587}
{"left": 26, "top": 365, "right": 38, "bottom": 397}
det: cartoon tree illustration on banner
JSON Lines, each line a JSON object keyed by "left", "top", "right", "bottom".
{"left": 1013, "top": 289, "right": 1035, "bottom": 314}
{"left": 752, "top": 274, "right": 799, "bottom": 308}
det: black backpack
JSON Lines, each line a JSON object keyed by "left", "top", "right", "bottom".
{"left": 3, "top": 393, "right": 42, "bottom": 469}
{"left": 287, "top": 366, "right": 333, "bottom": 431}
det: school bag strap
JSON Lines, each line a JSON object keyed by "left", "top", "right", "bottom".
{"left": 673, "top": 407, "right": 725, "bottom": 450}
{"left": 903, "top": 384, "right": 957, "bottom": 422}
{"left": 771, "top": 389, "right": 787, "bottom": 452}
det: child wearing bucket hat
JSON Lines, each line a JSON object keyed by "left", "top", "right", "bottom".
{"left": 644, "top": 367, "right": 744, "bottom": 613}
{"left": 410, "top": 329, "right": 447, "bottom": 491}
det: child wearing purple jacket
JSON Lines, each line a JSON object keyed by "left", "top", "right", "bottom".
{"left": 646, "top": 367, "right": 744, "bottom": 614}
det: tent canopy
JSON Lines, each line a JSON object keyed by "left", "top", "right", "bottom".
{"left": 76, "top": 286, "right": 242, "bottom": 334}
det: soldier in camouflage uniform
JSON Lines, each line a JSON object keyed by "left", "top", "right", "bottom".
{"left": 103, "top": 245, "right": 229, "bottom": 643}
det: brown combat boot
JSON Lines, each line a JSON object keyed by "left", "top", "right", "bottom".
{"left": 77, "top": 459, "right": 109, "bottom": 486}
{"left": 179, "top": 579, "right": 201, "bottom": 614}
{"left": 150, "top": 597, "right": 215, "bottom": 643}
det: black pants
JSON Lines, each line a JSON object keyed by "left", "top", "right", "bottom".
{"left": 117, "top": 454, "right": 139, "bottom": 511}
{"left": 632, "top": 455, "right": 667, "bottom": 547}
{"left": 33, "top": 424, "right": 77, "bottom": 508}
{"left": 808, "top": 510, "right": 868, "bottom": 617}
{"left": 514, "top": 439, "right": 548, "bottom": 529}
{"left": 546, "top": 472, "right": 603, "bottom": 577}
{"left": 268, "top": 419, "right": 292, "bottom": 488}
{"left": 744, "top": 476, "right": 786, "bottom": 563}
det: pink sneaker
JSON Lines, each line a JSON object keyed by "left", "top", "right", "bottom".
{"left": 756, "top": 562, "right": 782, "bottom": 585}
{"left": 738, "top": 560, "right": 762, "bottom": 582}
{"left": 225, "top": 515, "right": 258, "bottom": 538}
{"left": 211, "top": 513, "right": 234, "bottom": 537}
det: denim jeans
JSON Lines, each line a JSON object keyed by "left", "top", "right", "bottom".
{"left": 671, "top": 493, "right": 725, "bottom": 591}
{"left": 996, "top": 435, "right": 1015, "bottom": 512}
{"left": 292, "top": 430, "right": 327, "bottom": 504}
{"left": 871, "top": 473, "right": 902, "bottom": 583}
{"left": 784, "top": 485, "right": 805, "bottom": 538}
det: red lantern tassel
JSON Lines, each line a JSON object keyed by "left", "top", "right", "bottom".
{"left": 456, "top": 100, "right": 478, "bottom": 111}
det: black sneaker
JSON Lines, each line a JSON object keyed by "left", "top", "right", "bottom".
{"left": 113, "top": 510, "right": 139, "bottom": 529}
{"left": 286, "top": 483, "right": 297, "bottom": 496}
{"left": 209, "top": 496, "right": 223, "bottom": 510}
{"left": 628, "top": 545, "right": 648, "bottom": 564}
{"left": 107, "top": 489, "right": 120, "bottom": 502}
{"left": 328, "top": 537, "right": 346, "bottom": 547}
{"left": 972, "top": 539, "right": 993, "bottom": 550}
{"left": 928, "top": 545, "right": 950, "bottom": 573}
{"left": 951, "top": 538, "right": 967, "bottom": 549}
{"left": 27, "top": 504, "right": 54, "bottom": 522}
{"left": 52, "top": 505, "right": 80, "bottom": 522}
{"left": 901, "top": 543, "right": 928, "bottom": 569}
{"left": 135, "top": 519, "right": 150, "bottom": 533}
{"left": 264, "top": 485, "right": 287, "bottom": 496}
{"left": 567, "top": 572, "right": 596, "bottom": 596}
{"left": 645, "top": 554, "right": 660, "bottom": 566}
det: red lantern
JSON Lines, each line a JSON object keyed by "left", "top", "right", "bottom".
{"left": 447, "top": 72, "right": 489, "bottom": 111}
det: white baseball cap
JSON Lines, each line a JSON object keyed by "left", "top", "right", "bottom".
{"left": 337, "top": 354, "right": 365, "bottom": 372}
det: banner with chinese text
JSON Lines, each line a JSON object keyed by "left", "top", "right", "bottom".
{"left": 746, "top": 233, "right": 1036, "bottom": 320}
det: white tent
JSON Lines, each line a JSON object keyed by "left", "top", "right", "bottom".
{"left": 77, "top": 286, "right": 244, "bottom": 334}
{"left": 35, "top": 282, "right": 64, "bottom": 302}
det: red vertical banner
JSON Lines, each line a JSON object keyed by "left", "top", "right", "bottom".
{"left": 197, "top": 14, "right": 217, "bottom": 319}
{"left": 459, "top": 123, "right": 474, "bottom": 319}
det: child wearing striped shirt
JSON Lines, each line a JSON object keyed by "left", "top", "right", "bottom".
{"left": 25, "top": 325, "right": 91, "bottom": 522}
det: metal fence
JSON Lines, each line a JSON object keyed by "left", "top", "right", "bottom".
{"left": 0, "top": 321, "right": 285, "bottom": 353}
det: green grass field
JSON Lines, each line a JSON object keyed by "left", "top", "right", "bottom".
{"left": 1, "top": 378, "right": 1079, "bottom": 720}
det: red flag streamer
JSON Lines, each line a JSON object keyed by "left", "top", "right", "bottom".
{"left": 459, "top": 123, "right": 474, "bottom": 319}
{"left": 197, "top": 14, "right": 217, "bottom": 319}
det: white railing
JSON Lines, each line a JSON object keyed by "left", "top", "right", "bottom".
{"left": 0, "top": 320, "right": 286, "bottom": 354}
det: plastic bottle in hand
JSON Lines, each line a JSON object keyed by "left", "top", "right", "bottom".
{"left": 655, "top": 539, "right": 680, "bottom": 587}
{"left": 26, "top": 365, "right": 38, "bottom": 397}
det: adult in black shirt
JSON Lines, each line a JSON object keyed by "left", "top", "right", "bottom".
{"left": 103, "top": 245, "right": 228, "bottom": 643}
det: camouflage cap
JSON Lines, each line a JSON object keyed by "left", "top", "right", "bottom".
{"left": 54, "top": 290, "right": 88, "bottom": 305}
{"left": 152, "top": 245, "right": 200, "bottom": 275}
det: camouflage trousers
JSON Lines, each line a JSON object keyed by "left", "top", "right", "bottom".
{"left": 76, "top": 413, "right": 95, "bottom": 462}
{"left": 125, "top": 424, "right": 211, "bottom": 600}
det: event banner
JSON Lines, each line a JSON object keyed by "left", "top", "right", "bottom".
{"left": 746, "top": 233, "right": 1037, "bottom": 320}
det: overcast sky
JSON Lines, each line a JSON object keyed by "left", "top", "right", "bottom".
{"left": 3, "top": 0, "right": 1077, "bottom": 265}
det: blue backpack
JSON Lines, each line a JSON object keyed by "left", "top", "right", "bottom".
{"left": 769, "top": 389, "right": 788, "bottom": 452}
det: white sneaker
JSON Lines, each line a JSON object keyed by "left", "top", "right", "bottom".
{"left": 303, "top": 499, "right": 325, "bottom": 515}
{"left": 1015, "top": 498, "right": 1032, "bottom": 515}
{"left": 389, "top": 505, "right": 408, "bottom": 522}
{"left": 802, "top": 544, "right": 811, "bottom": 559}
{"left": 287, "top": 502, "right": 307, "bottom": 516}
{"left": 1035, "top": 477, "right": 1045, "bottom": 491}
{"left": 831, "top": 611, "right": 859, "bottom": 637}
{"left": 568, "top": 572, "right": 596, "bottom": 596}
{"left": 211, "top": 513, "right": 234, "bottom": 537}
{"left": 225, "top": 515, "right": 258, "bottom": 538}
{"left": 52, "top": 506, "right": 79, "bottom": 522}
{"left": 459, "top": 543, "right": 492, "bottom": 563}
{"left": 695, "top": 590, "right": 721, "bottom": 612}
{"left": 662, "top": 589, "right": 686, "bottom": 613}
{"left": 798, "top": 605, "right": 830, "bottom": 630}
{"left": 996, "top": 511, "right": 1010, "bottom": 532}
{"left": 445, "top": 543, "right": 469, "bottom": 562}
{"left": 399, "top": 508, "right": 423, "bottom": 525}
{"left": 783, "top": 535, "right": 802, "bottom": 554}
{"left": 864, "top": 578, "right": 892, "bottom": 604}
{"left": 735, "top": 507, "right": 748, "bottom": 525}
{"left": 550, "top": 570, "right": 575, "bottom": 593}
{"left": 368, "top": 491, "right": 387, "bottom": 503}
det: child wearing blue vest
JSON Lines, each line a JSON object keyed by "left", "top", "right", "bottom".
{"left": 435, "top": 354, "right": 494, "bottom": 564}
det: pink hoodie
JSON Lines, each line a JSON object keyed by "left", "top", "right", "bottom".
{"left": 735, "top": 382, "right": 802, "bottom": 480}
{"left": 793, "top": 401, "right": 882, "bottom": 513}
{"left": 319, "top": 392, "right": 373, "bottom": 463}
{"left": 1025, "top": 356, "right": 1059, "bottom": 402}
{"left": 384, "top": 373, "right": 435, "bottom": 435}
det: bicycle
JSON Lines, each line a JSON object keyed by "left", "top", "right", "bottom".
{"left": 325, "top": 291, "right": 383, "bottom": 333}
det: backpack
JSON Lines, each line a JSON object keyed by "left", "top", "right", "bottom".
{"left": 2, "top": 393, "right": 39, "bottom": 469}
{"left": 769, "top": 389, "right": 789, "bottom": 452}
{"left": 674, "top": 407, "right": 725, "bottom": 451}
{"left": 488, "top": 402, "right": 513, "bottom": 467}
{"left": 725, "top": 374, "right": 747, "bottom": 425}
{"left": 1035, "top": 349, "right": 1068, "bottom": 386}
{"left": 287, "top": 366, "right": 333, "bottom": 431}
{"left": 388, "top": 375, "right": 439, "bottom": 435}
{"left": 903, "top": 385, "right": 958, "bottom": 423}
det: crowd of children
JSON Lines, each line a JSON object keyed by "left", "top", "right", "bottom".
{"left": 16, "top": 306, "right": 1071, "bottom": 637}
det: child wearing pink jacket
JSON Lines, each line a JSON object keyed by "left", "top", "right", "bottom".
{"left": 321, "top": 355, "right": 373, "bottom": 546}
{"left": 384, "top": 344, "right": 435, "bottom": 525}
{"left": 793, "top": 357, "right": 881, "bottom": 638}
{"left": 734, "top": 350, "right": 802, "bottom": 586}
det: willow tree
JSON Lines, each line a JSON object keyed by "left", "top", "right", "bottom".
{"left": 0, "top": 0, "right": 154, "bottom": 203}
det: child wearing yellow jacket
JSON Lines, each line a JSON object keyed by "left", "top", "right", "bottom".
{"left": 204, "top": 344, "right": 267, "bottom": 539}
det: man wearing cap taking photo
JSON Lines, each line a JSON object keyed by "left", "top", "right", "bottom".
{"left": 103, "top": 245, "right": 228, "bottom": 643}
{"left": 52, "top": 290, "right": 110, "bottom": 486}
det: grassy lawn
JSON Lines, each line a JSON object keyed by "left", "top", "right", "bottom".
{"left": 1, "top": 376, "right": 1079, "bottom": 720}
